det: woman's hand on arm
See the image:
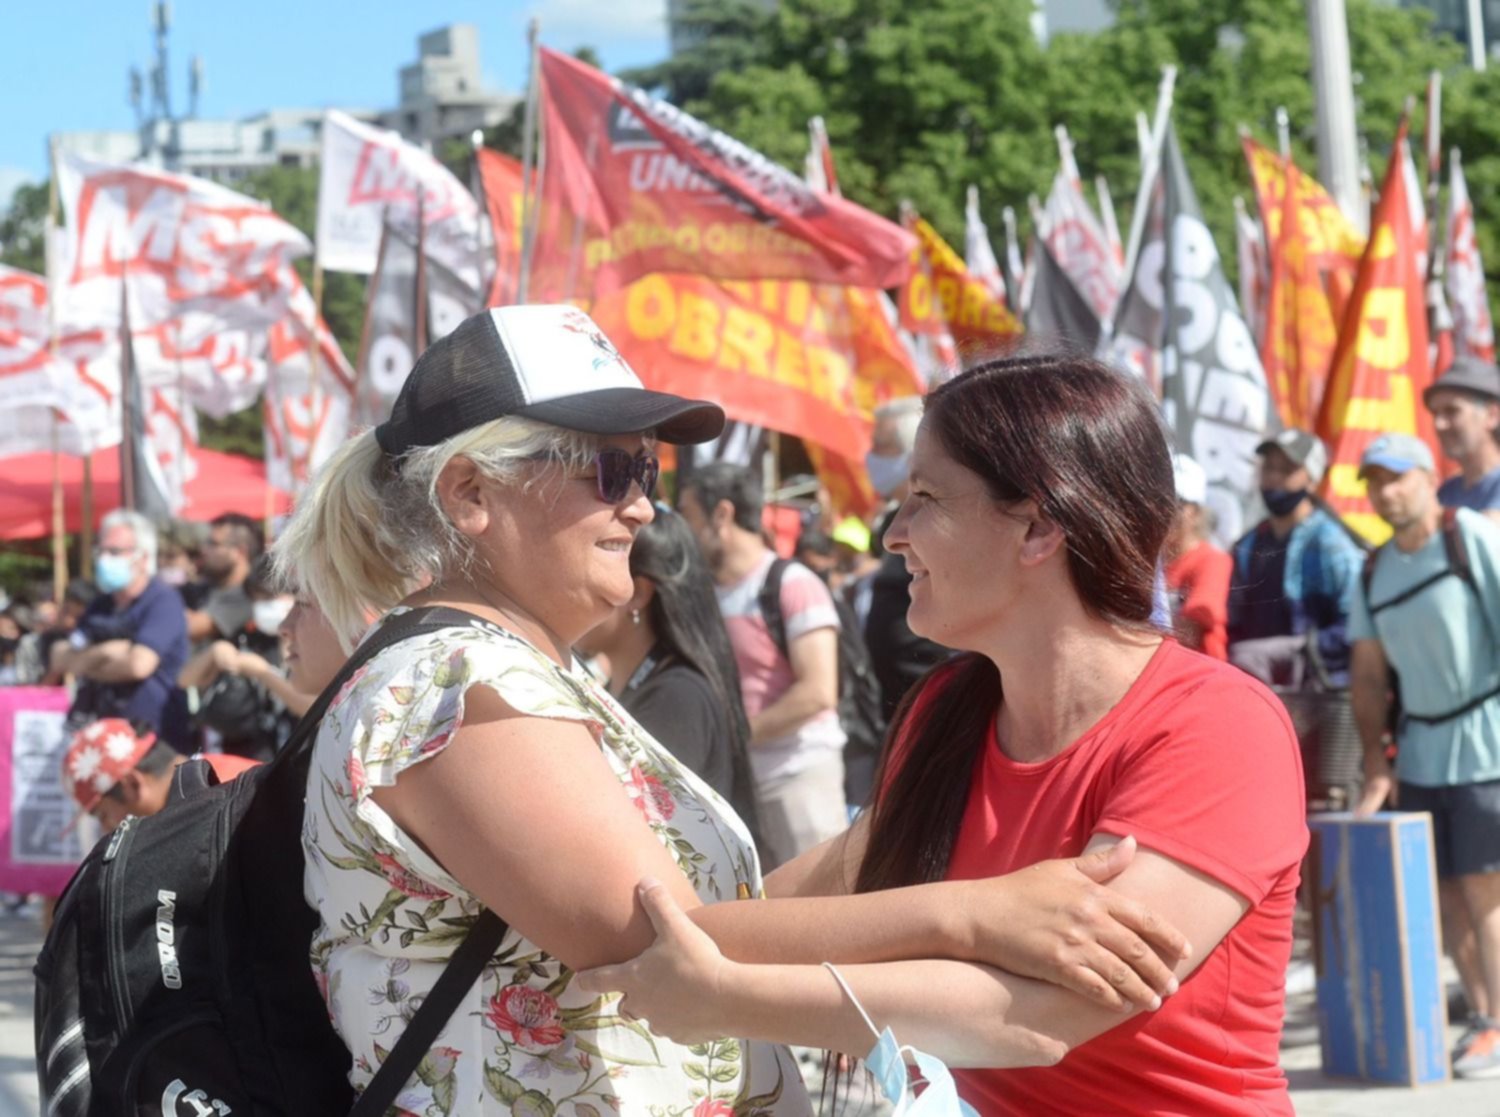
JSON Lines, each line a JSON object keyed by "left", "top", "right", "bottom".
{"left": 369, "top": 684, "right": 704, "bottom": 971}
{"left": 583, "top": 836, "right": 1245, "bottom": 1068}
{"left": 692, "top": 834, "right": 1189, "bottom": 1012}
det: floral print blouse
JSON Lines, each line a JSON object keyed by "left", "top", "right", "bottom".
{"left": 302, "top": 611, "right": 812, "bottom": 1116}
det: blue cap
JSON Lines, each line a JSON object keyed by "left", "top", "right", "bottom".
{"left": 1358, "top": 433, "right": 1435, "bottom": 477}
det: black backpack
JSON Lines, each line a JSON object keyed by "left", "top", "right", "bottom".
{"left": 757, "top": 558, "right": 888, "bottom": 807}
{"left": 35, "top": 606, "right": 507, "bottom": 1117}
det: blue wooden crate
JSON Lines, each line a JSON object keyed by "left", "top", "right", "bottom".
{"left": 1306, "top": 812, "right": 1449, "bottom": 1086}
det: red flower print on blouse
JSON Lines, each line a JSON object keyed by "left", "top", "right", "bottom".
{"left": 373, "top": 852, "right": 449, "bottom": 900}
{"left": 624, "top": 764, "right": 676, "bottom": 822}
{"left": 693, "top": 1100, "right": 734, "bottom": 1117}
{"left": 486, "top": 985, "right": 567, "bottom": 1050}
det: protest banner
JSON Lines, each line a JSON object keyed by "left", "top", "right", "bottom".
{"left": 1446, "top": 149, "right": 1496, "bottom": 363}
{"left": 315, "top": 109, "right": 482, "bottom": 280}
{"left": 0, "top": 687, "right": 88, "bottom": 895}
{"left": 54, "top": 152, "right": 309, "bottom": 337}
{"left": 1317, "top": 117, "right": 1434, "bottom": 544}
{"left": 594, "top": 275, "right": 922, "bottom": 465}
{"left": 1104, "top": 122, "right": 1277, "bottom": 546}
{"left": 535, "top": 47, "right": 914, "bottom": 299}
{"left": 1039, "top": 127, "right": 1121, "bottom": 323}
{"left": 476, "top": 147, "right": 525, "bottom": 306}
{"left": 964, "top": 186, "right": 1008, "bottom": 305}
{"left": 898, "top": 215, "right": 1022, "bottom": 364}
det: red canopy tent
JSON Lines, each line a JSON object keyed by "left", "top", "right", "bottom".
{"left": 0, "top": 448, "right": 291, "bottom": 540}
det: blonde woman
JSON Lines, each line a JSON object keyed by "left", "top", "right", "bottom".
{"left": 276, "top": 307, "right": 1188, "bottom": 1114}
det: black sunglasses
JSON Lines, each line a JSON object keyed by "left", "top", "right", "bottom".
{"left": 587, "top": 448, "right": 660, "bottom": 504}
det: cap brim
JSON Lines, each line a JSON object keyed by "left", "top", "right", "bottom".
{"left": 517, "top": 388, "right": 726, "bottom": 445}
{"left": 1358, "top": 454, "right": 1419, "bottom": 478}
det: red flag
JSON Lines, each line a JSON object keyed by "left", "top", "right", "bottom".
{"left": 476, "top": 148, "right": 525, "bottom": 307}
{"left": 534, "top": 48, "right": 913, "bottom": 299}
{"left": 1316, "top": 116, "right": 1435, "bottom": 544}
{"left": 898, "top": 214, "right": 1022, "bottom": 367}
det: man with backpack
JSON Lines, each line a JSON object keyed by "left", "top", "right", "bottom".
{"left": 1349, "top": 432, "right": 1500, "bottom": 1079}
{"left": 678, "top": 463, "right": 851, "bottom": 867}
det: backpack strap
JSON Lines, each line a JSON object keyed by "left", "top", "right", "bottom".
{"left": 756, "top": 558, "right": 793, "bottom": 663}
{"left": 249, "top": 604, "right": 511, "bottom": 1117}
{"left": 1441, "top": 506, "right": 1473, "bottom": 588}
{"left": 349, "top": 909, "right": 508, "bottom": 1117}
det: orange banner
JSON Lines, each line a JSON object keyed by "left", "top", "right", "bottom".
{"left": 898, "top": 216, "right": 1022, "bottom": 362}
{"left": 476, "top": 148, "right": 524, "bottom": 307}
{"left": 1314, "top": 119, "right": 1434, "bottom": 544}
{"left": 805, "top": 443, "right": 879, "bottom": 521}
{"left": 593, "top": 275, "right": 922, "bottom": 465}
{"left": 1243, "top": 138, "right": 1365, "bottom": 430}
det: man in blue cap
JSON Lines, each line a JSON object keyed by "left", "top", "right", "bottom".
{"left": 1350, "top": 431, "right": 1500, "bottom": 1079}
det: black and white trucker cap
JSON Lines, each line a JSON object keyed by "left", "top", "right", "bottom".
{"left": 374, "top": 305, "right": 726, "bottom": 456}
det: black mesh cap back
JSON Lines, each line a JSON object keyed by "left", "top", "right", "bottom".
{"left": 375, "top": 311, "right": 528, "bottom": 456}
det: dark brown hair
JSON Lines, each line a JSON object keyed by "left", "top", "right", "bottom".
{"left": 855, "top": 352, "right": 1175, "bottom": 893}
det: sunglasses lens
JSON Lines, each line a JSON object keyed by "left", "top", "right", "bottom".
{"left": 596, "top": 449, "right": 632, "bottom": 503}
{"left": 638, "top": 456, "right": 660, "bottom": 500}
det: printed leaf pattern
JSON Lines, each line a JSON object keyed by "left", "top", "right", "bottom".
{"left": 303, "top": 610, "right": 811, "bottom": 1114}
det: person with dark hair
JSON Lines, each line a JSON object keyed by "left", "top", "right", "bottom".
{"left": 579, "top": 354, "right": 1306, "bottom": 1116}
{"left": 576, "top": 504, "right": 761, "bottom": 841}
{"left": 62, "top": 717, "right": 256, "bottom": 833}
{"left": 185, "top": 511, "right": 264, "bottom": 644}
{"left": 1426, "top": 355, "right": 1500, "bottom": 520}
{"left": 678, "top": 462, "right": 848, "bottom": 867}
{"left": 1227, "top": 429, "right": 1364, "bottom": 688}
{"left": 792, "top": 530, "right": 838, "bottom": 585}
{"left": 178, "top": 555, "right": 296, "bottom": 759}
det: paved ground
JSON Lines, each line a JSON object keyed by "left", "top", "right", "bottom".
{"left": 0, "top": 904, "right": 1496, "bottom": 1116}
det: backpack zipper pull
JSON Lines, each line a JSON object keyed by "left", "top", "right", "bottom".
{"left": 102, "top": 816, "right": 132, "bottom": 862}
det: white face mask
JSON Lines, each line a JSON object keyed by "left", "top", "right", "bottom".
{"left": 252, "top": 599, "right": 293, "bottom": 635}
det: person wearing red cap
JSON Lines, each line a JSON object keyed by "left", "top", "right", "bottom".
{"left": 63, "top": 718, "right": 257, "bottom": 833}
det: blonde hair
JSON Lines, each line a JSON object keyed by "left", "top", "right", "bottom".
{"left": 273, "top": 416, "right": 599, "bottom": 649}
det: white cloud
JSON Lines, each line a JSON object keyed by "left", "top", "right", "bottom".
{"left": 529, "top": 0, "right": 666, "bottom": 45}
{"left": 0, "top": 167, "right": 35, "bottom": 211}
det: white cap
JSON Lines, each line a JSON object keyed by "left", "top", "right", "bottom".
{"left": 1173, "top": 453, "right": 1207, "bottom": 505}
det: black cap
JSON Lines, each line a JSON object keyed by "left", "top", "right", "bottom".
{"left": 375, "top": 305, "right": 726, "bottom": 456}
{"left": 1424, "top": 355, "right": 1500, "bottom": 409}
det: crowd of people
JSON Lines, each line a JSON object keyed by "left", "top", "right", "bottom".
{"left": 14, "top": 307, "right": 1500, "bottom": 1111}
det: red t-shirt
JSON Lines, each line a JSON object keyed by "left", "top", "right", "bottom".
{"left": 897, "top": 641, "right": 1307, "bottom": 1116}
{"left": 1165, "top": 541, "right": 1233, "bottom": 660}
{"left": 203, "top": 753, "right": 260, "bottom": 782}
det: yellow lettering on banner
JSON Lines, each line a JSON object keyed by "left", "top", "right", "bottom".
{"left": 935, "top": 277, "right": 960, "bottom": 322}
{"left": 906, "top": 274, "right": 933, "bottom": 325}
{"left": 1355, "top": 288, "right": 1410, "bottom": 371}
{"left": 774, "top": 330, "right": 809, "bottom": 392}
{"left": 784, "top": 282, "right": 811, "bottom": 330}
{"left": 809, "top": 346, "right": 852, "bottom": 409}
{"left": 671, "top": 290, "right": 720, "bottom": 361}
{"left": 721, "top": 306, "right": 775, "bottom": 378}
{"left": 705, "top": 224, "right": 728, "bottom": 255}
{"left": 1328, "top": 462, "right": 1365, "bottom": 500}
{"left": 1369, "top": 223, "right": 1396, "bottom": 261}
{"left": 626, "top": 275, "right": 676, "bottom": 340}
{"left": 959, "top": 282, "right": 985, "bottom": 329}
{"left": 1344, "top": 375, "right": 1416, "bottom": 432}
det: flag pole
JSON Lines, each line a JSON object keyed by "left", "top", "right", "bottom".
{"left": 1275, "top": 107, "right": 1292, "bottom": 160}
{"left": 309, "top": 261, "right": 324, "bottom": 396}
{"left": 1120, "top": 66, "right": 1178, "bottom": 289}
{"left": 45, "top": 138, "right": 67, "bottom": 599}
{"left": 1095, "top": 175, "right": 1123, "bottom": 264}
{"left": 516, "top": 17, "right": 542, "bottom": 302}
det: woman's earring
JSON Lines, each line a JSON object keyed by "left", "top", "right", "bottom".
{"left": 631, "top": 609, "right": 641, "bottom": 626}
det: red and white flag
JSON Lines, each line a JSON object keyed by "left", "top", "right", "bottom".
{"left": 54, "top": 152, "right": 309, "bottom": 338}
{"left": 964, "top": 186, "right": 1008, "bottom": 306}
{"left": 804, "top": 116, "right": 841, "bottom": 196}
{"left": 1445, "top": 148, "right": 1495, "bottom": 362}
{"left": 1039, "top": 128, "right": 1121, "bottom": 323}
{"left": 315, "top": 110, "right": 482, "bottom": 281}
{"left": 534, "top": 47, "right": 913, "bottom": 299}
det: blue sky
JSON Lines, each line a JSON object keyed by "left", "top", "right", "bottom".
{"left": 0, "top": 0, "right": 668, "bottom": 202}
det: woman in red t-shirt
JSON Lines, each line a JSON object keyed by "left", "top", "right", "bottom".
{"left": 580, "top": 354, "right": 1308, "bottom": 1116}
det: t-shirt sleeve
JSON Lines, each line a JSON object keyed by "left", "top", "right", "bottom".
{"left": 780, "top": 562, "right": 840, "bottom": 644}
{"left": 205, "top": 586, "right": 252, "bottom": 639}
{"left": 133, "top": 587, "right": 189, "bottom": 660}
{"left": 1179, "top": 550, "right": 1231, "bottom": 632}
{"left": 1094, "top": 672, "right": 1308, "bottom": 905}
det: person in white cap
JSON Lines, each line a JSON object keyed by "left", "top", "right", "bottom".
{"left": 1164, "top": 454, "right": 1232, "bottom": 660}
{"left": 273, "top": 306, "right": 1188, "bottom": 1115}
{"left": 1350, "top": 431, "right": 1500, "bottom": 1079}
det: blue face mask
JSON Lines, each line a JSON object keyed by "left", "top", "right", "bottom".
{"left": 95, "top": 554, "right": 135, "bottom": 594}
{"left": 825, "top": 963, "right": 979, "bottom": 1117}
{"left": 866, "top": 451, "right": 911, "bottom": 498}
{"left": 1260, "top": 487, "right": 1309, "bottom": 518}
